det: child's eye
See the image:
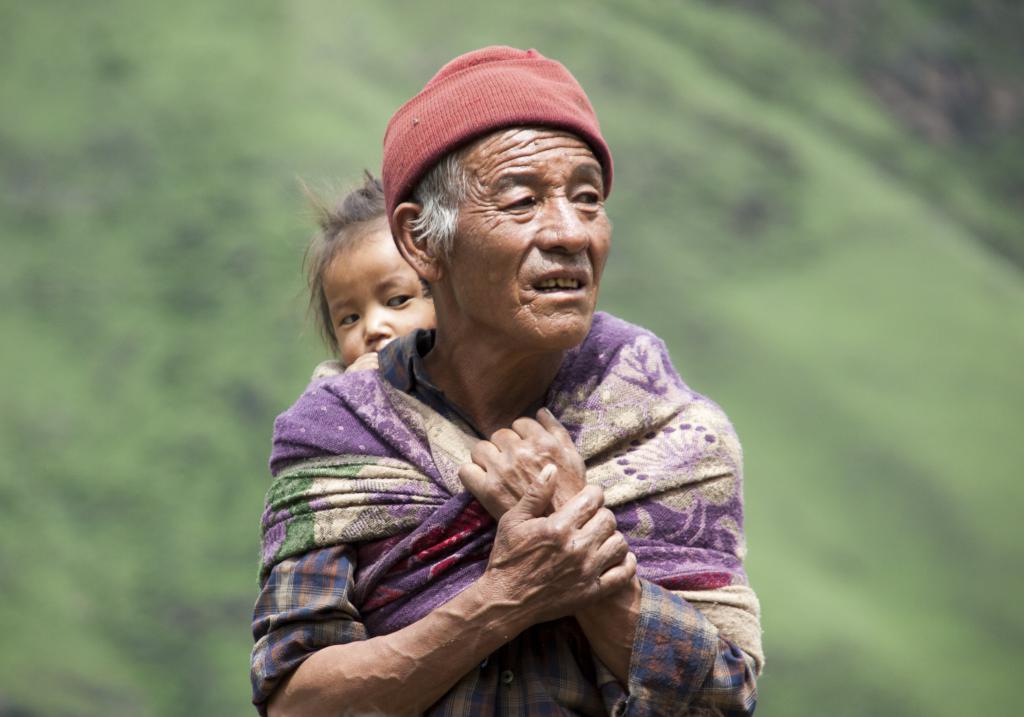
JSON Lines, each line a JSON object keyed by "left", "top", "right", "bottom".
{"left": 386, "top": 295, "right": 412, "bottom": 308}
{"left": 339, "top": 313, "right": 358, "bottom": 326}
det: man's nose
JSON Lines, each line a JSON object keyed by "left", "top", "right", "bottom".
{"left": 535, "top": 196, "right": 590, "bottom": 254}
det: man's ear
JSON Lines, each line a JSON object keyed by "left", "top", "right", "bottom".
{"left": 393, "top": 202, "right": 444, "bottom": 283}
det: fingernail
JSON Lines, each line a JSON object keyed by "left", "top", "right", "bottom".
{"left": 538, "top": 464, "right": 556, "bottom": 484}
{"left": 539, "top": 407, "right": 554, "bottom": 419}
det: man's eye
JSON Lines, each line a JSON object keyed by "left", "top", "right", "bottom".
{"left": 386, "top": 295, "right": 412, "bottom": 308}
{"left": 576, "top": 191, "right": 600, "bottom": 204}
{"left": 507, "top": 196, "right": 536, "bottom": 210}
{"left": 339, "top": 314, "right": 358, "bottom": 326}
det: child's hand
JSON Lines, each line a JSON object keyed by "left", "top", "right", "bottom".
{"left": 345, "top": 352, "right": 380, "bottom": 373}
{"left": 311, "top": 359, "right": 344, "bottom": 380}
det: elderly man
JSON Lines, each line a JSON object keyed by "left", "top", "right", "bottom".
{"left": 252, "top": 47, "right": 762, "bottom": 716}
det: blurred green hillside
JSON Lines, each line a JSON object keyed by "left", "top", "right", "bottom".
{"left": 1, "top": 1, "right": 1021, "bottom": 715}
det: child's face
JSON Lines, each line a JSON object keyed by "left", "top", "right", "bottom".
{"left": 323, "top": 218, "right": 435, "bottom": 367}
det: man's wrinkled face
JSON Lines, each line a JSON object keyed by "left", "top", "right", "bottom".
{"left": 441, "top": 127, "right": 611, "bottom": 352}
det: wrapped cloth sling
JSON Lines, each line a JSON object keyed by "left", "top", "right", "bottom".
{"left": 262, "top": 313, "right": 763, "bottom": 669}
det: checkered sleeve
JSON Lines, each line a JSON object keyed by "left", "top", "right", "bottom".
{"left": 597, "top": 581, "right": 757, "bottom": 716}
{"left": 249, "top": 544, "right": 367, "bottom": 715}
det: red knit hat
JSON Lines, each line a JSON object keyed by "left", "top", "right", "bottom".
{"left": 381, "top": 46, "right": 613, "bottom": 232}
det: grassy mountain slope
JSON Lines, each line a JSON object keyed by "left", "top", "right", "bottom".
{"left": 1, "top": 1, "right": 1020, "bottom": 714}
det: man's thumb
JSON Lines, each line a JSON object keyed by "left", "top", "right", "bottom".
{"left": 509, "top": 464, "right": 557, "bottom": 521}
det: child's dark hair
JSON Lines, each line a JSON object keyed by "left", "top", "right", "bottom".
{"left": 303, "top": 171, "right": 386, "bottom": 355}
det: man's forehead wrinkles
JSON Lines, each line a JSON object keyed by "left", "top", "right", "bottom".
{"left": 486, "top": 151, "right": 599, "bottom": 188}
{"left": 472, "top": 157, "right": 599, "bottom": 196}
{"left": 494, "top": 172, "right": 535, "bottom": 192}
{"left": 475, "top": 126, "right": 564, "bottom": 152}
{"left": 465, "top": 128, "right": 595, "bottom": 175}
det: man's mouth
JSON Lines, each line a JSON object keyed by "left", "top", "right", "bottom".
{"left": 535, "top": 277, "right": 582, "bottom": 292}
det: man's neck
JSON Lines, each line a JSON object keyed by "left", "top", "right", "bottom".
{"left": 423, "top": 329, "right": 564, "bottom": 438}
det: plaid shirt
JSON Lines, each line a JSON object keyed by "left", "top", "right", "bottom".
{"left": 251, "top": 332, "right": 758, "bottom": 715}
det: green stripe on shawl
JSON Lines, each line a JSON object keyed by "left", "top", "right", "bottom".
{"left": 260, "top": 456, "right": 445, "bottom": 578}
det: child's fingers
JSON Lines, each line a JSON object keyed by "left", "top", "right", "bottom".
{"left": 345, "top": 352, "right": 380, "bottom": 372}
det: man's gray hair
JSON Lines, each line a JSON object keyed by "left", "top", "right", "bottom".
{"left": 409, "top": 150, "right": 469, "bottom": 258}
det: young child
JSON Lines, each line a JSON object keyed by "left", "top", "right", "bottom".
{"left": 304, "top": 172, "right": 435, "bottom": 378}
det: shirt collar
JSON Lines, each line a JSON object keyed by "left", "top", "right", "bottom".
{"left": 378, "top": 328, "right": 432, "bottom": 393}
{"left": 378, "top": 329, "right": 483, "bottom": 437}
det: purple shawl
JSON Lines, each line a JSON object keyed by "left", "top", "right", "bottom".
{"left": 261, "top": 313, "right": 755, "bottom": 650}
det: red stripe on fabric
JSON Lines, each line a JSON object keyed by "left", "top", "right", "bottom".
{"left": 658, "top": 572, "right": 733, "bottom": 590}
